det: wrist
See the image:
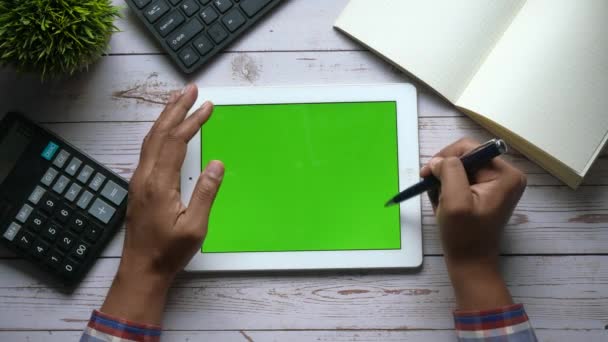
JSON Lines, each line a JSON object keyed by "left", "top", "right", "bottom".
{"left": 445, "top": 256, "right": 513, "bottom": 311}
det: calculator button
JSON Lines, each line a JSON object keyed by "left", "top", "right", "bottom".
{"left": 32, "top": 239, "right": 49, "bottom": 258}
{"left": 133, "top": 0, "right": 151, "bottom": 8}
{"left": 72, "top": 242, "right": 90, "bottom": 260}
{"left": 166, "top": 18, "right": 204, "bottom": 51}
{"left": 213, "top": 0, "right": 232, "bottom": 13}
{"left": 17, "top": 231, "right": 34, "bottom": 249}
{"left": 193, "top": 35, "right": 214, "bottom": 56}
{"left": 88, "top": 198, "right": 116, "bottom": 224}
{"left": 28, "top": 212, "right": 47, "bottom": 231}
{"left": 69, "top": 214, "right": 88, "bottom": 233}
{"left": 28, "top": 186, "right": 46, "bottom": 205}
{"left": 41, "top": 141, "right": 59, "bottom": 161}
{"left": 89, "top": 173, "right": 106, "bottom": 191}
{"left": 155, "top": 10, "right": 185, "bottom": 37}
{"left": 208, "top": 22, "right": 228, "bottom": 43}
{"left": 52, "top": 175, "right": 70, "bottom": 195}
{"left": 46, "top": 251, "right": 63, "bottom": 269}
{"left": 65, "top": 183, "right": 82, "bottom": 202}
{"left": 54, "top": 204, "right": 72, "bottom": 223}
{"left": 179, "top": 46, "right": 200, "bottom": 68}
{"left": 77, "top": 190, "right": 94, "bottom": 210}
{"left": 65, "top": 157, "right": 82, "bottom": 176}
{"left": 40, "top": 193, "right": 59, "bottom": 214}
{"left": 58, "top": 232, "right": 77, "bottom": 252}
{"left": 3, "top": 222, "right": 21, "bottom": 241}
{"left": 42, "top": 222, "right": 61, "bottom": 241}
{"left": 222, "top": 7, "right": 246, "bottom": 32}
{"left": 77, "top": 165, "right": 94, "bottom": 184}
{"left": 181, "top": 0, "right": 200, "bottom": 16}
{"left": 41, "top": 167, "right": 59, "bottom": 186}
{"left": 101, "top": 180, "right": 128, "bottom": 206}
{"left": 200, "top": 6, "right": 219, "bottom": 24}
{"left": 60, "top": 259, "right": 79, "bottom": 277}
{"left": 84, "top": 225, "right": 102, "bottom": 242}
{"left": 16, "top": 204, "right": 34, "bottom": 223}
{"left": 53, "top": 149, "right": 70, "bottom": 168}
{"left": 144, "top": 0, "right": 170, "bottom": 23}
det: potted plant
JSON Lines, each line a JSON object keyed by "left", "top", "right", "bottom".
{"left": 0, "top": 0, "right": 120, "bottom": 80}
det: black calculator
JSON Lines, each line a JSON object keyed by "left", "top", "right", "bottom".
{"left": 0, "top": 113, "right": 128, "bottom": 286}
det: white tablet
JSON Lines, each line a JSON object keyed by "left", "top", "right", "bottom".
{"left": 181, "top": 84, "right": 422, "bottom": 271}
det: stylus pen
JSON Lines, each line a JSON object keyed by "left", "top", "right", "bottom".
{"left": 384, "top": 139, "right": 508, "bottom": 207}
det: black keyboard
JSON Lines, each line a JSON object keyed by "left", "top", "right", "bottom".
{"left": 125, "top": 0, "right": 284, "bottom": 73}
{"left": 0, "top": 113, "right": 128, "bottom": 286}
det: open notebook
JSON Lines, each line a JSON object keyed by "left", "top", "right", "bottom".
{"left": 335, "top": 0, "right": 608, "bottom": 188}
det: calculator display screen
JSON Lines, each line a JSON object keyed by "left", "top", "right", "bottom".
{"left": 0, "top": 123, "right": 30, "bottom": 184}
{"left": 200, "top": 101, "right": 401, "bottom": 253}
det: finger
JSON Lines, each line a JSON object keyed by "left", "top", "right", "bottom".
{"left": 154, "top": 102, "right": 214, "bottom": 186}
{"left": 430, "top": 157, "right": 474, "bottom": 212}
{"left": 434, "top": 137, "right": 480, "bottom": 158}
{"left": 181, "top": 161, "right": 225, "bottom": 232}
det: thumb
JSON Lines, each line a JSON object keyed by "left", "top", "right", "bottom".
{"left": 429, "top": 157, "right": 473, "bottom": 209}
{"left": 183, "top": 160, "right": 224, "bottom": 230}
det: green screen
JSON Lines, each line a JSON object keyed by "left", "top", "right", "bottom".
{"left": 201, "top": 102, "right": 400, "bottom": 253}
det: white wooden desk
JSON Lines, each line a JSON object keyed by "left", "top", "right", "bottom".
{"left": 0, "top": 1, "right": 606, "bottom": 341}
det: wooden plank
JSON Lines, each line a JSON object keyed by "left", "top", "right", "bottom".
{"left": 0, "top": 53, "right": 457, "bottom": 123}
{"left": 1, "top": 329, "right": 606, "bottom": 342}
{"left": 0, "top": 256, "right": 605, "bottom": 331}
{"left": 110, "top": 0, "right": 358, "bottom": 54}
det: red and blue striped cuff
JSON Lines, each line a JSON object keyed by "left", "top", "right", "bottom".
{"left": 87, "top": 310, "right": 162, "bottom": 341}
{"left": 453, "top": 304, "right": 529, "bottom": 331}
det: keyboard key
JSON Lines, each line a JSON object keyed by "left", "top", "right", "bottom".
{"left": 155, "top": 10, "right": 185, "bottom": 37}
{"left": 42, "top": 222, "right": 61, "bottom": 242}
{"left": 193, "top": 34, "right": 214, "bottom": 55}
{"left": 208, "top": 22, "right": 228, "bottom": 43}
{"left": 60, "top": 258, "right": 79, "bottom": 277}
{"left": 53, "top": 149, "right": 70, "bottom": 168}
{"left": 58, "top": 232, "right": 77, "bottom": 252}
{"left": 46, "top": 251, "right": 63, "bottom": 269}
{"left": 40, "top": 193, "right": 59, "bottom": 214}
{"left": 54, "top": 204, "right": 72, "bottom": 223}
{"left": 28, "top": 186, "right": 46, "bottom": 205}
{"left": 222, "top": 7, "right": 246, "bottom": 32}
{"left": 77, "top": 165, "right": 94, "bottom": 184}
{"left": 133, "top": 0, "right": 152, "bottom": 8}
{"left": 3, "top": 222, "right": 21, "bottom": 241}
{"left": 16, "top": 204, "right": 34, "bottom": 223}
{"left": 89, "top": 173, "right": 106, "bottom": 191}
{"left": 41, "top": 167, "right": 59, "bottom": 186}
{"left": 41, "top": 141, "right": 59, "bottom": 161}
{"left": 144, "top": 0, "right": 170, "bottom": 23}
{"left": 28, "top": 212, "right": 47, "bottom": 231}
{"left": 166, "top": 18, "right": 204, "bottom": 51}
{"left": 69, "top": 214, "right": 88, "bottom": 233}
{"left": 213, "top": 0, "right": 232, "bottom": 13}
{"left": 32, "top": 239, "right": 49, "bottom": 258}
{"left": 200, "top": 6, "right": 218, "bottom": 24}
{"left": 181, "top": 0, "right": 200, "bottom": 16}
{"left": 89, "top": 198, "right": 116, "bottom": 224}
{"left": 77, "top": 190, "right": 94, "bottom": 210}
{"left": 17, "top": 231, "right": 34, "bottom": 249}
{"left": 179, "top": 46, "right": 200, "bottom": 67}
{"left": 199, "top": 0, "right": 211, "bottom": 4}
{"left": 240, "top": 0, "right": 272, "bottom": 17}
{"left": 65, "top": 182, "right": 82, "bottom": 202}
{"left": 52, "top": 175, "right": 70, "bottom": 194}
{"left": 65, "top": 157, "right": 82, "bottom": 176}
{"left": 72, "top": 242, "right": 90, "bottom": 260}
{"left": 84, "top": 225, "right": 103, "bottom": 242}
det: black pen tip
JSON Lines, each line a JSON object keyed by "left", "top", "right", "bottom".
{"left": 384, "top": 199, "right": 396, "bottom": 208}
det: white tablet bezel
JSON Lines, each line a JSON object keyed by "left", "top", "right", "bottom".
{"left": 181, "top": 84, "right": 422, "bottom": 271}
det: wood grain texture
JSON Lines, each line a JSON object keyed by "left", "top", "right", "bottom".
{"left": 0, "top": 256, "right": 606, "bottom": 331}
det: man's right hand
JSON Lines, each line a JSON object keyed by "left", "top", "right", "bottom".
{"left": 420, "top": 138, "right": 527, "bottom": 310}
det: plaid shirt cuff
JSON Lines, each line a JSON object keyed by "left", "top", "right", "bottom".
{"left": 454, "top": 304, "right": 538, "bottom": 341}
{"left": 80, "top": 310, "right": 162, "bottom": 342}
